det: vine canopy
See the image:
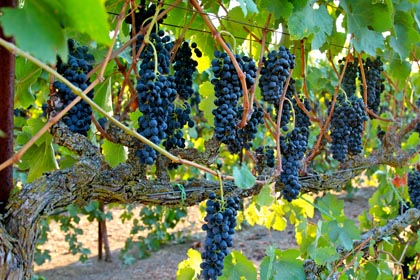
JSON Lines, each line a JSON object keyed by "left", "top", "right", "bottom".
{"left": 1, "top": 0, "right": 419, "bottom": 70}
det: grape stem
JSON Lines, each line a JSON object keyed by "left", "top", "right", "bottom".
{"left": 275, "top": 71, "right": 294, "bottom": 176}
{"left": 216, "top": 170, "right": 225, "bottom": 209}
{"left": 143, "top": 6, "right": 161, "bottom": 76}
{"left": 219, "top": 30, "right": 237, "bottom": 51}
{"left": 98, "top": 0, "right": 128, "bottom": 80}
{"left": 248, "top": 14, "right": 271, "bottom": 119}
{"left": 283, "top": 97, "right": 296, "bottom": 130}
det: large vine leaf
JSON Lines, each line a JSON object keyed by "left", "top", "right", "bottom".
{"left": 0, "top": 1, "right": 68, "bottom": 64}
{"left": 0, "top": 0, "right": 111, "bottom": 63}
{"left": 15, "top": 57, "right": 41, "bottom": 108}
{"left": 389, "top": 11, "right": 420, "bottom": 60}
{"left": 60, "top": 0, "right": 111, "bottom": 46}
{"left": 16, "top": 119, "right": 58, "bottom": 182}
{"left": 257, "top": 0, "right": 293, "bottom": 20}
{"left": 236, "top": 0, "right": 258, "bottom": 17}
{"left": 102, "top": 139, "right": 127, "bottom": 168}
{"left": 288, "top": 3, "right": 333, "bottom": 50}
{"left": 340, "top": 0, "right": 393, "bottom": 56}
{"left": 233, "top": 164, "right": 256, "bottom": 189}
{"left": 260, "top": 248, "right": 305, "bottom": 280}
{"left": 220, "top": 251, "right": 257, "bottom": 280}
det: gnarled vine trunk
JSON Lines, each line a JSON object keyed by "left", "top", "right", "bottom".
{"left": 0, "top": 0, "right": 16, "bottom": 212}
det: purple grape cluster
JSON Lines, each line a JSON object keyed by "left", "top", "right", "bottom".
{"left": 279, "top": 97, "right": 311, "bottom": 201}
{"left": 125, "top": 1, "right": 166, "bottom": 35}
{"left": 135, "top": 31, "right": 176, "bottom": 164}
{"left": 53, "top": 39, "right": 94, "bottom": 136}
{"left": 200, "top": 192, "right": 240, "bottom": 280}
{"left": 259, "top": 46, "right": 295, "bottom": 105}
{"left": 408, "top": 169, "right": 420, "bottom": 209}
{"left": 338, "top": 58, "right": 359, "bottom": 97}
{"left": 362, "top": 57, "right": 384, "bottom": 116}
{"left": 256, "top": 146, "right": 275, "bottom": 169}
{"left": 329, "top": 94, "right": 368, "bottom": 162}
{"left": 173, "top": 41, "right": 201, "bottom": 100}
{"left": 211, "top": 50, "right": 260, "bottom": 153}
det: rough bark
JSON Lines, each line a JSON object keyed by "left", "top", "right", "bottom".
{"left": 0, "top": 0, "right": 17, "bottom": 212}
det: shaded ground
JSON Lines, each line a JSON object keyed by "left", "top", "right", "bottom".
{"left": 34, "top": 187, "right": 376, "bottom": 280}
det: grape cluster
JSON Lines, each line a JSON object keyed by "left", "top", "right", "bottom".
{"left": 211, "top": 50, "right": 259, "bottom": 153}
{"left": 329, "top": 95, "right": 368, "bottom": 162}
{"left": 233, "top": 105, "right": 264, "bottom": 152}
{"left": 173, "top": 41, "right": 202, "bottom": 100}
{"left": 415, "top": 99, "right": 420, "bottom": 133}
{"left": 279, "top": 98, "right": 311, "bottom": 201}
{"left": 259, "top": 46, "right": 295, "bottom": 105}
{"left": 163, "top": 102, "right": 194, "bottom": 150}
{"left": 53, "top": 39, "right": 94, "bottom": 136}
{"left": 201, "top": 192, "right": 240, "bottom": 280}
{"left": 338, "top": 58, "right": 359, "bottom": 97}
{"left": 125, "top": 1, "right": 166, "bottom": 35}
{"left": 408, "top": 169, "right": 420, "bottom": 209}
{"left": 256, "top": 146, "right": 275, "bottom": 169}
{"left": 135, "top": 31, "right": 176, "bottom": 164}
{"left": 362, "top": 57, "right": 384, "bottom": 116}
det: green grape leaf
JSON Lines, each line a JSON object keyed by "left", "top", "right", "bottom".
{"left": 0, "top": 1, "right": 67, "bottom": 63}
{"left": 0, "top": 0, "right": 110, "bottom": 63}
{"left": 199, "top": 81, "right": 216, "bottom": 127}
{"left": 388, "top": 55, "right": 411, "bottom": 81}
{"left": 220, "top": 250, "right": 257, "bottom": 280}
{"left": 20, "top": 141, "right": 58, "bottom": 182}
{"left": 258, "top": 0, "right": 293, "bottom": 20}
{"left": 260, "top": 248, "right": 305, "bottom": 280}
{"left": 390, "top": 11, "right": 420, "bottom": 60}
{"left": 60, "top": 0, "right": 111, "bottom": 46}
{"left": 84, "top": 201, "right": 99, "bottom": 213}
{"left": 256, "top": 184, "right": 275, "bottom": 207}
{"left": 236, "top": 0, "right": 258, "bottom": 17}
{"left": 311, "top": 246, "right": 338, "bottom": 265}
{"left": 406, "top": 132, "right": 420, "bottom": 149}
{"left": 15, "top": 57, "right": 41, "bottom": 108}
{"left": 316, "top": 193, "right": 345, "bottom": 222}
{"left": 16, "top": 119, "right": 58, "bottom": 182}
{"left": 340, "top": 0, "right": 393, "bottom": 56}
{"left": 233, "top": 164, "right": 256, "bottom": 189}
{"left": 415, "top": 230, "right": 420, "bottom": 253}
{"left": 288, "top": 4, "right": 333, "bottom": 49}
{"left": 93, "top": 78, "right": 113, "bottom": 114}
{"left": 326, "top": 220, "right": 360, "bottom": 251}
{"left": 102, "top": 139, "right": 127, "bottom": 168}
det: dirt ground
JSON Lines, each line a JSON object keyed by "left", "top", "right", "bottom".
{"left": 34, "top": 187, "right": 376, "bottom": 280}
